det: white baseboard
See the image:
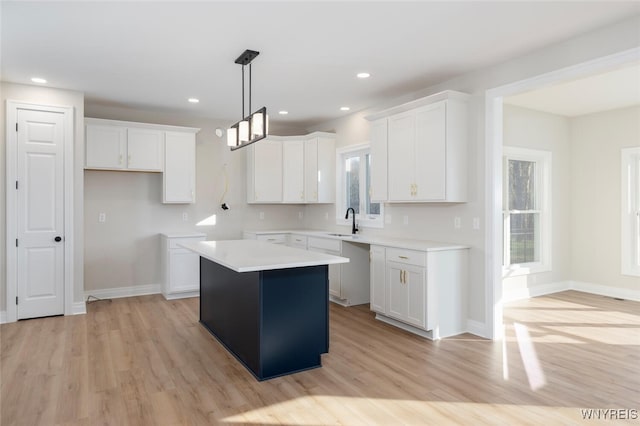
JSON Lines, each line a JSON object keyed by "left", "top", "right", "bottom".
{"left": 570, "top": 280, "right": 640, "bottom": 302}
{"left": 72, "top": 301, "right": 87, "bottom": 315}
{"left": 84, "top": 284, "right": 161, "bottom": 301}
{"left": 502, "top": 281, "right": 571, "bottom": 302}
{"left": 466, "top": 319, "right": 487, "bottom": 338}
{"left": 0, "top": 311, "right": 6, "bottom": 324}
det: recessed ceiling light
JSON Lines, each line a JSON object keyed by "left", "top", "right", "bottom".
{"left": 188, "top": 98, "right": 199, "bottom": 103}
{"left": 340, "top": 106, "right": 350, "bottom": 111}
{"left": 357, "top": 72, "right": 370, "bottom": 79}
{"left": 31, "top": 77, "right": 47, "bottom": 84}
{"left": 278, "top": 110, "right": 289, "bottom": 115}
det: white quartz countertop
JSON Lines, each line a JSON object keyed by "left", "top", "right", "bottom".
{"left": 179, "top": 239, "right": 349, "bottom": 273}
{"left": 244, "top": 229, "right": 469, "bottom": 252}
{"left": 160, "top": 232, "right": 206, "bottom": 239}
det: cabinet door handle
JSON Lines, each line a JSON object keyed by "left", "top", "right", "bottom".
{"left": 399, "top": 270, "right": 403, "bottom": 284}
{"left": 403, "top": 270, "right": 407, "bottom": 284}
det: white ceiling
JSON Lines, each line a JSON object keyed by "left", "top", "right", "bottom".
{"left": 2, "top": 2, "right": 639, "bottom": 128}
{"left": 504, "top": 63, "right": 640, "bottom": 116}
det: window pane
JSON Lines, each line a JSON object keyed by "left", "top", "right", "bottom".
{"left": 365, "top": 154, "right": 380, "bottom": 215}
{"left": 509, "top": 159, "right": 536, "bottom": 210}
{"left": 345, "top": 156, "right": 360, "bottom": 213}
{"left": 509, "top": 212, "right": 539, "bottom": 264}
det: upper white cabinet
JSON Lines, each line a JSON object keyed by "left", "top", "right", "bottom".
{"left": 305, "top": 135, "right": 335, "bottom": 203}
{"left": 246, "top": 132, "right": 336, "bottom": 204}
{"left": 247, "top": 138, "right": 283, "bottom": 203}
{"left": 85, "top": 118, "right": 200, "bottom": 203}
{"left": 366, "top": 90, "right": 469, "bottom": 203}
{"left": 282, "top": 139, "right": 305, "bottom": 203}
{"left": 164, "top": 131, "right": 196, "bottom": 203}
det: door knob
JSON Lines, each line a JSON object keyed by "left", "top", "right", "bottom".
{"left": 54, "top": 236, "right": 62, "bottom": 242}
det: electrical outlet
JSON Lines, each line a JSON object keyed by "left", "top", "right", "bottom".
{"left": 454, "top": 217, "right": 461, "bottom": 229}
{"left": 385, "top": 214, "right": 392, "bottom": 224}
{"left": 98, "top": 213, "right": 106, "bottom": 223}
{"left": 473, "top": 217, "right": 480, "bottom": 230}
{"left": 403, "top": 215, "right": 409, "bottom": 225}
{"left": 259, "top": 212, "right": 265, "bottom": 220}
{"left": 298, "top": 211, "right": 304, "bottom": 220}
{"left": 182, "top": 212, "right": 189, "bottom": 222}
{"left": 324, "top": 212, "right": 329, "bottom": 220}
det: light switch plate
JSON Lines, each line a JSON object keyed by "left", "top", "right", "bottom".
{"left": 385, "top": 214, "right": 392, "bottom": 224}
{"left": 182, "top": 212, "right": 189, "bottom": 222}
{"left": 298, "top": 211, "right": 304, "bottom": 220}
{"left": 473, "top": 217, "right": 480, "bottom": 230}
{"left": 98, "top": 212, "right": 106, "bottom": 223}
{"left": 324, "top": 212, "right": 329, "bottom": 220}
{"left": 259, "top": 212, "right": 265, "bottom": 220}
{"left": 454, "top": 217, "right": 461, "bottom": 229}
{"left": 403, "top": 215, "right": 409, "bottom": 225}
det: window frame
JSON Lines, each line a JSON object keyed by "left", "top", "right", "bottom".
{"left": 502, "top": 146, "right": 552, "bottom": 277}
{"left": 621, "top": 147, "right": 640, "bottom": 277}
{"left": 336, "top": 143, "right": 384, "bottom": 229}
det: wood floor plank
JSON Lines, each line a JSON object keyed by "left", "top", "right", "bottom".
{"left": 2, "top": 290, "right": 638, "bottom": 425}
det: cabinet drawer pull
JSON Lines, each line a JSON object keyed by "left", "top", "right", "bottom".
{"left": 398, "top": 255, "right": 409, "bottom": 260}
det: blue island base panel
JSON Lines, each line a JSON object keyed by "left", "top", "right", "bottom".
{"left": 199, "top": 257, "right": 329, "bottom": 381}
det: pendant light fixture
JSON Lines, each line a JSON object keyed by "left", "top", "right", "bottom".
{"left": 227, "top": 49, "right": 269, "bottom": 150}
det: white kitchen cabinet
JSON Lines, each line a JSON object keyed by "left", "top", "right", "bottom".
{"left": 256, "top": 233, "right": 288, "bottom": 245}
{"left": 288, "top": 234, "right": 308, "bottom": 249}
{"left": 126, "top": 128, "right": 164, "bottom": 171}
{"left": 369, "top": 119, "right": 388, "bottom": 202}
{"left": 386, "top": 260, "right": 426, "bottom": 329}
{"left": 247, "top": 138, "right": 283, "bottom": 203}
{"left": 304, "top": 133, "right": 336, "bottom": 203}
{"left": 282, "top": 139, "right": 305, "bottom": 203}
{"left": 366, "top": 90, "right": 469, "bottom": 203}
{"left": 369, "top": 245, "right": 386, "bottom": 313}
{"left": 163, "top": 131, "right": 196, "bottom": 204}
{"left": 85, "top": 122, "right": 163, "bottom": 172}
{"left": 161, "top": 233, "right": 206, "bottom": 300}
{"left": 85, "top": 124, "right": 127, "bottom": 169}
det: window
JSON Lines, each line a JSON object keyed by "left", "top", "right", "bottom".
{"left": 503, "top": 147, "right": 551, "bottom": 275}
{"left": 622, "top": 147, "right": 640, "bottom": 276}
{"left": 337, "top": 144, "right": 383, "bottom": 228}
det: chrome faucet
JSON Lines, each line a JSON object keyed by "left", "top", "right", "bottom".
{"left": 345, "top": 208, "right": 358, "bottom": 234}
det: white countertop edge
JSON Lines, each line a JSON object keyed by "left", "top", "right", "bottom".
{"left": 161, "top": 232, "right": 207, "bottom": 239}
{"left": 180, "top": 240, "right": 349, "bottom": 273}
{"left": 244, "top": 229, "right": 470, "bottom": 252}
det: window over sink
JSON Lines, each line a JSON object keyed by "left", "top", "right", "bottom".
{"left": 337, "top": 143, "right": 384, "bottom": 228}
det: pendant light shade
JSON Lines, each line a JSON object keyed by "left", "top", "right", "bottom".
{"left": 227, "top": 49, "right": 269, "bottom": 150}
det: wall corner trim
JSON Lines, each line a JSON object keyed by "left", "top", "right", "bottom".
{"left": 466, "top": 319, "right": 488, "bottom": 338}
{"left": 72, "top": 302, "right": 87, "bottom": 316}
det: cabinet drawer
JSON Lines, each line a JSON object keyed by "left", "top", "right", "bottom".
{"left": 289, "top": 234, "right": 308, "bottom": 247}
{"left": 168, "top": 236, "right": 206, "bottom": 249}
{"left": 307, "top": 237, "right": 341, "bottom": 253}
{"left": 257, "top": 234, "right": 288, "bottom": 244}
{"left": 386, "top": 248, "right": 426, "bottom": 267}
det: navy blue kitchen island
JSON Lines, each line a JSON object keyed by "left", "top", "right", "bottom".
{"left": 180, "top": 239, "right": 349, "bottom": 381}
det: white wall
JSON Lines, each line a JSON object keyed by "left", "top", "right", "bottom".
{"left": 501, "top": 105, "right": 572, "bottom": 299}
{"left": 82, "top": 104, "right": 308, "bottom": 292}
{"left": 571, "top": 106, "right": 640, "bottom": 292}
{"left": 0, "top": 82, "right": 85, "bottom": 311}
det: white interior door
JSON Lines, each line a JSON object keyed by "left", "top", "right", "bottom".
{"left": 16, "top": 109, "right": 65, "bottom": 319}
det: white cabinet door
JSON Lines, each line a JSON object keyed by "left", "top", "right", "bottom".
{"left": 163, "top": 131, "right": 196, "bottom": 203}
{"left": 386, "top": 260, "right": 426, "bottom": 328}
{"left": 414, "top": 102, "right": 446, "bottom": 201}
{"left": 387, "top": 111, "right": 415, "bottom": 201}
{"left": 252, "top": 139, "right": 283, "bottom": 202}
{"left": 169, "top": 249, "right": 200, "bottom": 293}
{"left": 369, "top": 118, "right": 388, "bottom": 202}
{"left": 316, "top": 136, "right": 335, "bottom": 203}
{"left": 329, "top": 262, "right": 341, "bottom": 298}
{"left": 85, "top": 124, "right": 126, "bottom": 169}
{"left": 387, "top": 261, "right": 408, "bottom": 321}
{"left": 282, "top": 139, "right": 305, "bottom": 202}
{"left": 127, "top": 128, "right": 164, "bottom": 171}
{"left": 304, "top": 138, "right": 318, "bottom": 202}
{"left": 370, "top": 245, "right": 386, "bottom": 313}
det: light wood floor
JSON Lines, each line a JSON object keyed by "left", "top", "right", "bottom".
{"left": 1, "top": 290, "right": 638, "bottom": 425}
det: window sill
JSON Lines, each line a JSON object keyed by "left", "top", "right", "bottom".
{"left": 503, "top": 262, "right": 550, "bottom": 278}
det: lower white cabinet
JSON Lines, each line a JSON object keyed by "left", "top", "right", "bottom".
{"left": 161, "top": 233, "right": 206, "bottom": 300}
{"left": 370, "top": 245, "right": 468, "bottom": 340}
{"left": 288, "top": 234, "right": 308, "bottom": 249}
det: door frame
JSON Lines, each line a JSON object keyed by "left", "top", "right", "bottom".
{"left": 484, "top": 47, "right": 640, "bottom": 339}
{"left": 6, "top": 101, "right": 75, "bottom": 323}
